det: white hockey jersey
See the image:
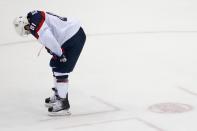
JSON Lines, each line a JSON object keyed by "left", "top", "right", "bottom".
{"left": 27, "top": 10, "right": 81, "bottom": 56}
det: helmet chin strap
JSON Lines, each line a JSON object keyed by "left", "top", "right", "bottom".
{"left": 23, "top": 24, "right": 31, "bottom": 36}
{"left": 24, "top": 30, "right": 31, "bottom": 36}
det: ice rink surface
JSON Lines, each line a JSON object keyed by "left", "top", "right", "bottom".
{"left": 1, "top": 0, "right": 197, "bottom": 131}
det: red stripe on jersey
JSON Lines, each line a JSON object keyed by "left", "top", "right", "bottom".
{"left": 35, "top": 11, "right": 46, "bottom": 39}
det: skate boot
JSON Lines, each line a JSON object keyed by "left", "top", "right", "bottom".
{"left": 48, "top": 94, "right": 71, "bottom": 116}
{"left": 45, "top": 88, "right": 58, "bottom": 107}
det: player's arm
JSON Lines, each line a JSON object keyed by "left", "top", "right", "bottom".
{"left": 38, "top": 22, "right": 63, "bottom": 57}
{"left": 38, "top": 23, "right": 66, "bottom": 62}
{"left": 27, "top": 11, "right": 63, "bottom": 57}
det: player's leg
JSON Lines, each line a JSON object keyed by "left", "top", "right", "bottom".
{"left": 45, "top": 75, "right": 68, "bottom": 108}
{"left": 61, "top": 27, "right": 86, "bottom": 73}
{"left": 47, "top": 27, "right": 86, "bottom": 115}
{"left": 47, "top": 27, "right": 86, "bottom": 105}
{"left": 47, "top": 73, "right": 71, "bottom": 115}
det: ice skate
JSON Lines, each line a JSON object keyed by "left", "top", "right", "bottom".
{"left": 48, "top": 95, "right": 71, "bottom": 116}
{"left": 45, "top": 88, "right": 58, "bottom": 108}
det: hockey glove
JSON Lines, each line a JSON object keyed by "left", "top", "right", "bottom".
{"left": 58, "top": 54, "right": 67, "bottom": 63}
{"left": 45, "top": 47, "right": 66, "bottom": 62}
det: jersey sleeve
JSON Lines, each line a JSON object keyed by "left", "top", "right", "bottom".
{"left": 37, "top": 22, "right": 63, "bottom": 56}
{"left": 27, "top": 11, "right": 45, "bottom": 39}
{"left": 27, "top": 10, "right": 62, "bottom": 56}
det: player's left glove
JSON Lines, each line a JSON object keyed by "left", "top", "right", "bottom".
{"left": 45, "top": 47, "right": 66, "bottom": 62}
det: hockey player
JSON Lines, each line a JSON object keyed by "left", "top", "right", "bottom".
{"left": 13, "top": 10, "right": 86, "bottom": 115}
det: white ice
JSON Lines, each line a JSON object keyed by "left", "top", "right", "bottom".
{"left": 1, "top": 0, "right": 197, "bottom": 131}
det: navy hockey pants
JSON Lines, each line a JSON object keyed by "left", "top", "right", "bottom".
{"left": 49, "top": 27, "right": 86, "bottom": 77}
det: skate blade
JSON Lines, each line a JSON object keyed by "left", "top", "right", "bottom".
{"left": 48, "top": 110, "right": 71, "bottom": 116}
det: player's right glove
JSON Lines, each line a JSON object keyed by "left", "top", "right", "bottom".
{"left": 58, "top": 54, "right": 67, "bottom": 63}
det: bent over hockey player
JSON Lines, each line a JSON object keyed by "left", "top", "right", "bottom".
{"left": 13, "top": 10, "right": 86, "bottom": 115}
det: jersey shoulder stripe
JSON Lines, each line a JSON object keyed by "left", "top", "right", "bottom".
{"left": 27, "top": 10, "right": 46, "bottom": 39}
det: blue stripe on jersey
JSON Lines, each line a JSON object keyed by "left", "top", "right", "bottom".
{"left": 27, "top": 10, "right": 45, "bottom": 39}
